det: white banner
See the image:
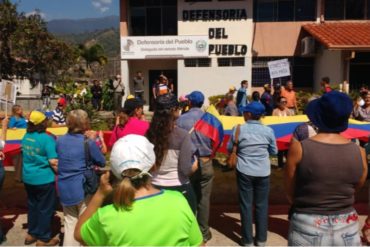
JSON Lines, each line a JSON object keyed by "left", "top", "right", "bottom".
{"left": 267, "top": 59, "right": 291, "bottom": 79}
{"left": 121, "top": 36, "right": 209, "bottom": 59}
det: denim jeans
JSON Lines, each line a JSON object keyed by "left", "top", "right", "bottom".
{"left": 0, "top": 160, "right": 5, "bottom": 243}
{"left": 237, "top": 171, "right": 270, "bottom": 245}
{"left": 191, "top": 158, "right": 214, "bottom": 239}
{"left": 288, "top": 211, "right": 361, "bottom": 246}
{"left": 155, "top": 183, "right": 197, "bottom": 214}
{"left": 24, "top": 182, "right": 56, "bottom": 242}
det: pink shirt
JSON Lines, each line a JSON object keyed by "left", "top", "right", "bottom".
{"left": 108, "top": 117, "right": 149, "bottom": 148}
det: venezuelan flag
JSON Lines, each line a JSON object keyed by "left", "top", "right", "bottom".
{"left": 193, "top": 105, "right": 224, "bottom": 154}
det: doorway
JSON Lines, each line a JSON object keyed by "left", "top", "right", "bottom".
{"left": 148, "top": 70, "right": 177, "bottom": 111}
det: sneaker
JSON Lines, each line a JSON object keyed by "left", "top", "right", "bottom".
{"left": 24, "top": 234, "right": 37, "bottom": 245}
{"left": 35, "top": 238, "right": 59, "bottom": 246}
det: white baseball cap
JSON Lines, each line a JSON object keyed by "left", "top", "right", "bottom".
{"left": 110, "top": 135, "right": 156, "bottom": 180}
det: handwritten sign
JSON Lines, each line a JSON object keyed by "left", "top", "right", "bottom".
{"left": 267, "top": 59, "right": 291, "bottom": 79}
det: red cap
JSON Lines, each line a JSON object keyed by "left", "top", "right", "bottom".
{"left": 58, "top": 97, "right": 67, "bottom": 106}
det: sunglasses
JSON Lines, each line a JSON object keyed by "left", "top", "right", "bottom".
{"left": 281, "top": 101, "right": 287, "bottom": 104}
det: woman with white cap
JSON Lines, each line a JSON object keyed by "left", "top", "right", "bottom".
{"left": 285, "top": 91, "right": 368, "bottom": 246}
{"left": 22, "top": 111, "right": 59, "bottom": 246}
{"left": 74, "top": 135, "right": 203, "bottom": 246}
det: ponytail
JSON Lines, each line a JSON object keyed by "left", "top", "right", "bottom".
{"left": 113, "top": 169, "right": 151, "bottom": 210}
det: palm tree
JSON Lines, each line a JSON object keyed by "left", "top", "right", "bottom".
{"left": 78, "top": 44, "right": 107, "bottom": 70}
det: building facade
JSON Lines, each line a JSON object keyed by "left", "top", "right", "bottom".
{"left": 120, "top": 0, "right": 370, "bottom": 105}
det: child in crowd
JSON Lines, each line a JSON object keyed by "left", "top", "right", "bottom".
{"left": 8, "top": 105, "right": 27, "bottom": 129}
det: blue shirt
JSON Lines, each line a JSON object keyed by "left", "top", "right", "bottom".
{"left": 228, "top": 120, "right": 278, "bottom": 177}
{"left": 22, "top": 132, "right": 57, "bottom": 185}
{"left": 57, "top": 133, "right": 106, "bottom": 206}
{"left": 8, "top": 116, "right": 27, "bottom": 128}
{"left": 176, "top": 108, "right": 212, "bottom": 157}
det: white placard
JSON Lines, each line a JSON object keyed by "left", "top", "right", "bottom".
{"left": 121, "top": 36, "right": 209, "bottom": 59}
{"left": 0, "top": 80, "right": 17, "bottom": 104}
{"left": 267, "top": 59, "right": 291, "bottom": 79}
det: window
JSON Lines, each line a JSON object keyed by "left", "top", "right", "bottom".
{"left": 217, "top": 58, "right": 245, "bottom": 67}
{"left": 252, "top": 57, "right": 313, "bottom": 87}
{"left": 185, "top": 0, "right": 211, "bottom": 2}
{"left": 184, "top": 58, "right": 212, "bottom": 67}
{"left": 253, "top": 0, "right": 316, "bottom": 22}
{"left": 325, "top": 0, "right": 366, "bottom": 20}
{"left": 129, "top": 0, "right": 177, "bottom": 36}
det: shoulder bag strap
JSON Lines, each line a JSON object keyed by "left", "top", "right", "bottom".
{"left": 84, "top": 137, "right": 92, "bottom": 169}
{"left": 232, "top": 124, "right": 241, "bottom": 154}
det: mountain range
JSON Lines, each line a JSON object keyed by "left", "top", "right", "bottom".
{"left": 47, "top": 15, "right": 119, "bottom": 34}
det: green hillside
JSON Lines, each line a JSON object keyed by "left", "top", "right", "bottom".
{"left": 55, "top": 28, "right": 120, "bottom": 58}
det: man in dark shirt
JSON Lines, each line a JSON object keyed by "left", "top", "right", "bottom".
{"left": 91, "top": 80, "right": 103, "bottom": 110}
{"left": 177, "top": 91, "right": 213, "bottom": 243}
{"left": 260, "top": 84, "right": 273, "bottom": 116}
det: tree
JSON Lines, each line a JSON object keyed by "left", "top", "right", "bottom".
{"left": 0, "top": 1, "right": 77, "bottom": 86}
{"left": 78, "top": 43, "right": 108, "bottom": 71}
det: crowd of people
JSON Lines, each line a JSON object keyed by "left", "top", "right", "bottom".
{"left": 0, "top": 76, "right": 369, "bottom": 246}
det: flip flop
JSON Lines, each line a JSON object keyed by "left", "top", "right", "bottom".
{"left": 361, "top": 219, "right": 370, "bottom": 245}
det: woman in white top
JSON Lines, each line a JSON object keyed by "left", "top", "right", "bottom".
{"left": 272, "top": 96, "right": 293, "bottom": 117}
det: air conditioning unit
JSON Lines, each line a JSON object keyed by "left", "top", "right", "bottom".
{"left": 301, "top": 37, "right": 316, "bottom": 57}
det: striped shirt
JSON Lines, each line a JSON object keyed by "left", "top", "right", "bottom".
{"left": 52, "top": 108, "right": 66, "bottom": 125}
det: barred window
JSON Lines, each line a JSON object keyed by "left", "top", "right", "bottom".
{"left": 218, "top": 57, "right": 245, "bottom": 67}
{"left": 184, "top": 58, "right": 211, "bottom": 67}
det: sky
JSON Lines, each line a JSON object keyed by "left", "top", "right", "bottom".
{"left": 10, "top": 0, "right": 120, "bottom": 21}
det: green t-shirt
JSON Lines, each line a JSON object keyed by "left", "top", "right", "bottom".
{"left": 22, "top": 132, "right": 57, "bottom": 185}
{"left": 81, "top": 190, "right": 203, "bottom": 246}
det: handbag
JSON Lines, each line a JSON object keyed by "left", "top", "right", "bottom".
{"left": 226, "top": 124, "right": 241, "bottom": 169}
{"left": 83, "top": 138, "right": 99, "bottom": 195}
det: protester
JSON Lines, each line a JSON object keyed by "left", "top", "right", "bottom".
{"left": 133, "top": 71, "right": 144, "bottom": 100}
{"left": 285, "top": 91, "right": 367, "bottom": 246}
{"left": 228, "top": 101, "right": 278, "bottom": 246}
{"left": 260, "top": 84, "right": 273, "bottom": 116}
{"left": 74, "top": 135, "right": 203, "bottom": 246}
{"left": 113, "top": 74, "right": 124, "bottom": 110}
{"left": 272, "top": 96, "right": 292, "bottom": 117}
{"left": 108, "top": 96, "right": 149, "bottom": 148}
{"left": 252, "top": 91, "right": 261, "bottom": 102}
{"left": 236, "top": 80, "right": 249, "bottom": 113}
{"left": 281, "top": 80, "right": 298, "bottom": 115}
{"left": 272, "top": 83, "right": 282, "bottom": 109}
{"left": 179, "top": 95, "right": 190, "bottom": 114}
{"left": 226, "top": 86, "right": 236, "bottom": 98}
{"left": 153, "top": 75, "right": 170, "bottom": 99}
{"left": 224, "top": 94, "right": 239, "bottom": 116}
{"left": 41, "top": 84, "right": 52, "bottom": 110}
{"left": 8, "top": 105, "right": 27, "bottom": 129}
{"left": 57, "top": 110, "right": 105, "bottom": 246}
{"left": 272, "top": 96, "right": 292, "bottom": 169}
{"left": 0, "top": 118, "right": 8, "bottom": 244}
{"left": 353, "top": 91, "right": 370, "bottom": 122}
{"left": 177, "top": 91, "right": 213, "bottom": 242}
{"left": 52, "top": 97, "right": 67, "bottom": 127}
{"left": 320, "top": 76, "right": 332, "bottom": 93}
{"left": 22, "top": 111, "right": 59, "bottom": 246}
{"left": 146, "top": 94, "right": 197, "bottom": 212}
{"left": 85, "top": 130, "right": 107, "bottom": 154}
{"left": 90, "top": 80, "right": 103, "bottom": 110}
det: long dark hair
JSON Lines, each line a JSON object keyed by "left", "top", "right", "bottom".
{"left": 27, "top": 120, "right": 47, "bottom": 133}
{"left": 146, "top": 108, "right": 176, "bottom": 168}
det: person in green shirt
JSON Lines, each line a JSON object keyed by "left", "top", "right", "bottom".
{"left": 74, "top": 134, "right": 203, "bottom": 246}
{"left": 22, "top": 111, "right": 59, "bottom": 246}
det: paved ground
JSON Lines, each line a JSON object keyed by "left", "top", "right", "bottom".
{"left": 1, "top": 168, "right": 369, "bottom": 246}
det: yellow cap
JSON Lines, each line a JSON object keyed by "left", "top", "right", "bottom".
{"left": 127, "top": 95, "right": 135, "bottom": 100}
{"left": 229, "top": 86, "right": 236, "bottom": 91}
{"left": 29, "top": 111, "right": 46, "bottom": 125}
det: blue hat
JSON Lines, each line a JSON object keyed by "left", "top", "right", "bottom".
{"left": 242, "top": 101, "right": 265, "bottom": 116}
{"left": 187, "top": 91, "right": 204, "bottom": 106}
{"left": 306, "top": 91, "right": 352, "bottom": 133}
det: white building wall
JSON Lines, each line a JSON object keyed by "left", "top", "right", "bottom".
{"left": 314, "top": 48, "right": 343, "bottom": 92}
{"left": 177, "top": 0, "right": 253, "bottom": 104}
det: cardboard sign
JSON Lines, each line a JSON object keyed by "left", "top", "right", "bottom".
{"left": 267, "top": 59, "right": 291, "bottom": 79}
{"left": 0, "top": 80, "right": 17, "bottom": 104}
